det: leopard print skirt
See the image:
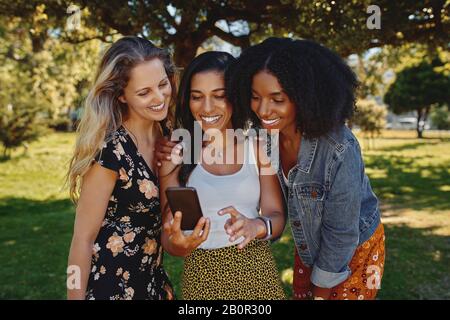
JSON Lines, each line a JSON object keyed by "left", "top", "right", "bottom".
{"left": 182, "top": 240, "right": 286, "bottom": 300}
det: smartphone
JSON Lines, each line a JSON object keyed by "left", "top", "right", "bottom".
{"left": 165, "top": 187, "right": 204, "bottom": 230}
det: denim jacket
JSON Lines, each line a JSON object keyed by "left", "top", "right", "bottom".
{"left": 273, "top": 125, "right": 381, "bottom": 289}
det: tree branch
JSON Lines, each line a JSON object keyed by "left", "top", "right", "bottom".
{"left": 61, "top": 32, "right": 118, "bottom": 44}
{"left": 1, "top": 47, "right": 30, "bottom": 64}
{"left": 211, "top": 25, "right": 250, "bottom": 48}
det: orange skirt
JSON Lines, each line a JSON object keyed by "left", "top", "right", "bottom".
{"left": 293, "top": 223, "right": 385, "bottom": 300}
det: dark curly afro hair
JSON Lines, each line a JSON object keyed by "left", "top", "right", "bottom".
{"left": 225, "top": 37, "right": 358, "bottom": 138}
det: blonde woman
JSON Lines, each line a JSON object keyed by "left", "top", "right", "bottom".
{"left": 67, "top": 36, "right": 176, "bottom": 300}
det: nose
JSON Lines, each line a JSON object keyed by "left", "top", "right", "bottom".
{"left": 203, "top": 96, "right": 214, "bottom": 114}
{"left": 153, "top": 89, "right": 164, "bottom": 105}
{"left": 257, "top": 99, "right": 271, "bottom": 118}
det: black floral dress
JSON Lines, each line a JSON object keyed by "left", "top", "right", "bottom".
{"left": 86, "top": 126, "right": 174, "bottom": 300}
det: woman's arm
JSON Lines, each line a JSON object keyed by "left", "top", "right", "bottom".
{"left": 67, "top": 163, "right": 117, "bottom": 300}
{"left": 221, "top": 138, "right": 286, "bottom": 249}
{"left": 255, "top": 137, "right": 286, "bottom": 239}
{"left": 311, "top": 144, "right": 363, "bottom": 299}
{"left": 158, "top": 154, "right": 210, "bottom": 257}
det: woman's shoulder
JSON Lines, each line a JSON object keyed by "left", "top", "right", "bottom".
{"left": 95, "top": 127, "right": 129, "bottom": 171}
{"left": 320, "top": 125, "right": 361, "bottom": 154}
{"left": 102, "top": 126, "right": 131, "bottom": 151}
{"left": 326, "top": 123, "right": 357, "bottom": 142}
{"left": 315, "top": 125, "right": 364, "bottom": 173}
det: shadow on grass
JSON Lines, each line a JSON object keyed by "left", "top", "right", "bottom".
{"left": 379, "top": 223, "right": 450, "bottom": 300}
{"left": 0, "top": 197, "right": 74, "bottom": 299}
{"left": 366, "top": 155, "right": 450, "bottom": 211}
{"left": 0, "top": 197, "right": 73, "bottom": 217}
{"left": 0, "top": 155, "right": 11, "bottom": 163}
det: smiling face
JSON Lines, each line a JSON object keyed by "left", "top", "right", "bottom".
{"left": 251, "top": 70, "right": 297, "bottom": 134}
{"left": 119, "top": 58, "right": 172, "bottom": 123}
{"left": 189, "top": 71, "right": 233, "bottom": 132}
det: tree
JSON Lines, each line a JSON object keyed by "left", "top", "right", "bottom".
{"left": 0, "top": 10, "right": 102, "bottom": 120}
{"left": 0, "top": 0, "right": 448, "bottom": 67}
{"left": 0, "top": 9, "right": 101, "bottom": 155}
{"left": 352, "top": 99, "right": 387, "bottom": 149}
{"left": 0, "top": 104, "right": 48, "bottom": 159}
{"left": 430, "top": 105, "right": 450, "bottom": 130}
{"left": 384, "top": 58, "right": 450, "bottom": 138}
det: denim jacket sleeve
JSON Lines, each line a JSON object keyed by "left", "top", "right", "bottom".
{"left": 311, "top": 142, "right": 362, "bottom": 288}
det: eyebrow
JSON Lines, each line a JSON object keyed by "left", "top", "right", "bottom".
{"left": 135, "top": 77, "right": 169, "bottom": 93}
{"left": 252, "top": 89, "right": 284, "bottom": 96}
{"left": 190, "top": 88, "right": 225, "bottom": 94}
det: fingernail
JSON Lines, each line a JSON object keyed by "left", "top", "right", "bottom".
{"left": 157, "top": 162, "right": 161, "bottom": 167}
{"left": 166, "top": 156, "right": 171, "bottom": 160}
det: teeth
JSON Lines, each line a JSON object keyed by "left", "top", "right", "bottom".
{"left": 201, "top": 115, "right": 221, "bottom": 123}
{"left": 149, "top": 104, "right": 164, "bottom": 111}
{"left": 261, "top": 118, "right": 280, "bottom": 125}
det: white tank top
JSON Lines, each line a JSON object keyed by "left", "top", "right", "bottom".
{"left": 186, "top": 137, "right": 260, "bottom": 249}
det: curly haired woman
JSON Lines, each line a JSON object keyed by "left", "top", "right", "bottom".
{"left": 226, "top": 37, "right": 385, "bottom": 300}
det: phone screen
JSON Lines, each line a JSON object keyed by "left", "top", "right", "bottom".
{"left": 165, "top": 187, "right": 204, "bottom": 230}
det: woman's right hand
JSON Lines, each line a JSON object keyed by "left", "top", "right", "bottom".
{"left": 163, "top": 211, "right": 210, "bottom": 257}
{"left": 155, "top": 137, "right": 183, "bottom": 176}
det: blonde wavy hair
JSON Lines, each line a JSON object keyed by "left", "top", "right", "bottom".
{"left": 67, "top": 36, "right": 177, "bottom": 203}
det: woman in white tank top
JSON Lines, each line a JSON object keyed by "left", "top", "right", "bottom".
{"left": 157, "top": 52, "right": 286, "bottom": 299}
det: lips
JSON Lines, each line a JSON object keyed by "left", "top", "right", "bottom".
{"left": 261, "top": 118, "right": 280, "bottom": 126}
{"left": 201, "top": 115, "right": 222, "bottom": 124}
{"left": 148, "top": 103, "right": 165, "bottom": 112}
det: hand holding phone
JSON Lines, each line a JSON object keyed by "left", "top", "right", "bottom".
{"left": 165, "top": 187, "right": 204, "bottom": 230}
{"left": 163, "top": 187, "right": 210, "bottom": 257}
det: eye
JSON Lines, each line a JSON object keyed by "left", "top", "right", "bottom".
{"left": 191, "top": 95, "right": 202, "bottom": 101}
{"left": 251, "top": 96, "right": 259, "bottom": 100}
{"left": 272, "top": 98, "right": 284, "bottom": 103}
{"left": 214, "top": 95, "right": 225, "bottom": 100}
{"left": 159, "top": 81, "right": 169, "bottom": 88}
{"left": 138, "top": 91, "right": 149, "bottom": 97}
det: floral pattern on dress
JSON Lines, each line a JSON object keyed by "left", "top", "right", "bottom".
{"left": 85, "top": 126, "right": 174, "bottom": 300}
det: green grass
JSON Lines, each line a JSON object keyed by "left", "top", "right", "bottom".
{"left": 0, "top": 130, "right": 449, "bottom": 299}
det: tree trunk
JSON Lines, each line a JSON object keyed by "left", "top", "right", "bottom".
{"left": 417, "top": 126, "right": 423, "bottom": 139}
{"left": 417, "top": 108, "right": 424, "bottom": 139}
{"left": 2, "top": 146, "right": 10, "bottom": 159}
{"left": 172, "top": 35, "right": 204, "bottom": 68}
{"left": 416, "top": 106, "right": 431, "bottom": 139}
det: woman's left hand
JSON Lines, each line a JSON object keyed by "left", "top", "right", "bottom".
{"left": 218, "top": 206, "right": 266, "bottom": 249}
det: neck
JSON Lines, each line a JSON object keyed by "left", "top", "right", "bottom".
{"left": 280, "top": 122, "right": 301, "bottom": 146}
{"left": 123, "top": 117, "right": 156, "bottom": 146}
{"left": 204, "top": 122, "right": 236, "bottom": 149}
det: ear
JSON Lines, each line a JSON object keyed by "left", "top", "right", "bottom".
{"left": 118, "top": 95, "right": 126, "bottom": 104}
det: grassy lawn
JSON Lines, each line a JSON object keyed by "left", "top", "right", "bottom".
{"left": 0, "top": 130, "right": 449, "bottom": 299}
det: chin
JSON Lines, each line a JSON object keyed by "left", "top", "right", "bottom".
{"left": 152, "top": 111, "right": 169, "bottom": 122}
{"left": 146, "top": 106, "right": 169, "bottom": 122}
{"left": 259, "top": 122, "right": 281, "bottom": 132}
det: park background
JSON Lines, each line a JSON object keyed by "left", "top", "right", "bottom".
{"left": 0, "top": 1, "right": 449, "bottom": 299}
